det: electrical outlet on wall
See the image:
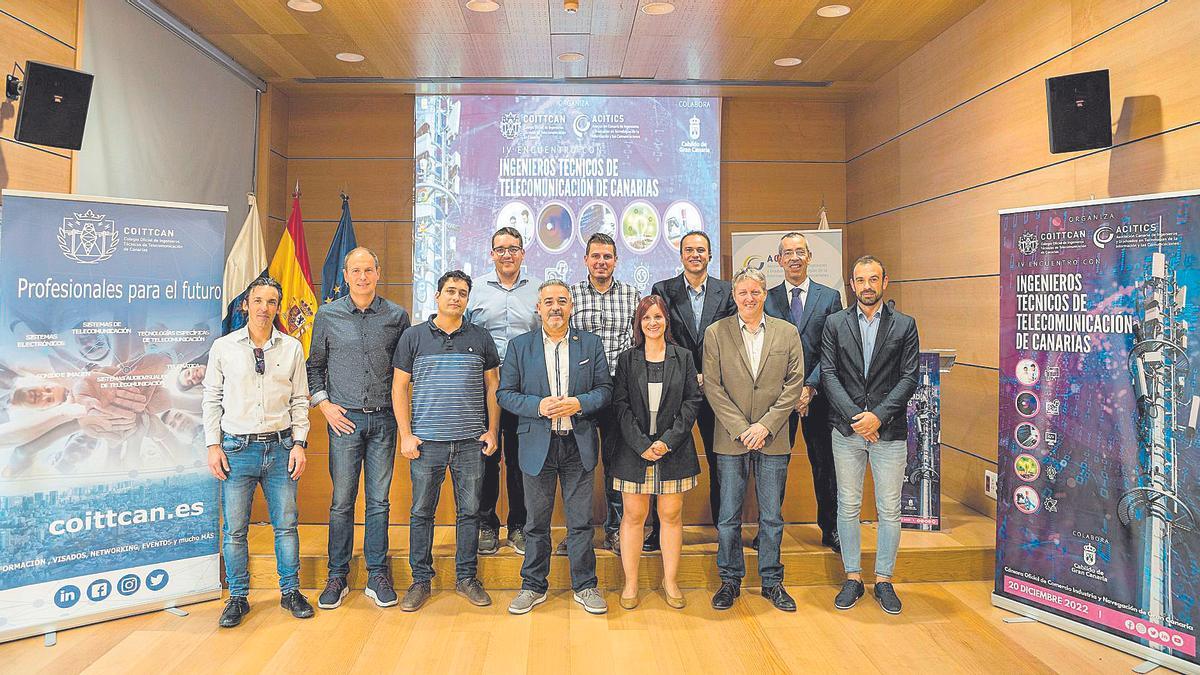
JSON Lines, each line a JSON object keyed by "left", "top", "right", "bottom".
{"left": 984, "top": 470, "right": 998, "bottom": 500}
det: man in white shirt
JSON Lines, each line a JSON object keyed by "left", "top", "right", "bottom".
{"left": 202, "top": 277, "right": 312, "bottom": 628}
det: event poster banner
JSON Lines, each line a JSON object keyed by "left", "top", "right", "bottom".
{"left": 412, "top": 95, "right": 720, "bottom": 318}
{"left": 902, "top": 352, "right": 942, "bottom": 530}
{"left": 0, "top": 191, "right": 225, "bottom": 642}
{"left": 996, "top": 190, "right": 1200, "bottom": 671}
{"left": 729, "top": 229, "right": 847, "bottom": 307}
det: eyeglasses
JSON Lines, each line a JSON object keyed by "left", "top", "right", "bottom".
{"left": 253, "top": 347, "right": 265, "bottom": 375}
{"left": 492, "top": 246, "right": 524, "bottom": 257}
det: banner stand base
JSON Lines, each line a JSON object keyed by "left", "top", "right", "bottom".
{"left": 992, "top": 594, "right": 1200, "bottom": 674}
{"left": 1133, "top": 661, "right": 1162, "bottom": 674}
{"left": 1003, "top": 616, "right": 1037, "bottom": 624}
{"left": 44, "top": 632, "right": 56, "bottom": 648}
{"left": 164, "top": 607, "right": 189, "bottom": 617}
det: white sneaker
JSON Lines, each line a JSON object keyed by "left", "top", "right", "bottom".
{"left": 573, "top": 588, "right": 608, "bottom": 615}
{"left": 508, "top": 589, "right": 547, "bottom": 615}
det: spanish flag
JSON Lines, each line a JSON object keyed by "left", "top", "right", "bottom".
{"left": 268, "top": 186, "right": 319, "bottom": 356}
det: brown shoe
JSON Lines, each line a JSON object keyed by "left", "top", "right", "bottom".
{"left": 400, "top": 581, "right": 431, "bottom": 612}
{"left": 455, "top": 578, "right": 492, "bottom": 607}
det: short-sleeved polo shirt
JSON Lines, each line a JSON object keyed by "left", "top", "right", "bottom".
{"left": 392, "top": 317, "right": 500, "bottom": 441}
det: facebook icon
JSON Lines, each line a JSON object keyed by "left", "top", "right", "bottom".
{"left": 54, "top": 585, "right": 81, "bottom": 609}
{"left": 87, "top": 579, "right": 112, "bottom": 602}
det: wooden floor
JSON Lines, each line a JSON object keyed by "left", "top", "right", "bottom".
{"left": 0, "top": 580, "right": 1144, "bottom": 674}
{"left": 248, "top": 499, "right": 996, "bottom": 589}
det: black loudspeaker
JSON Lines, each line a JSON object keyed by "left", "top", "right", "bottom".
{"left": 1045, "top": 69, "right": 1112, "bottom": 154}
{"left": 12, "top": 61, "right": 95, "bottom": 151}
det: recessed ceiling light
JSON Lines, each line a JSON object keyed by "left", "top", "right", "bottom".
{"left": 465, "top": 0, "right": 500, "bottom": 12}
{"left": 816, "top": 4, "right": 851, "bottom": 18}
{"left": 336, "top": 52, "right": 365, "bottom": 62}
{"left": 774, "top": 57, "right": 802, "bottom": 67}
{"left": 557, "top": 52, "right": 585, "bottom": 63}
{"left": 641, "top": 2, "right": 675, "bottom": 15}
{"left": 286, "top": 0, "right": 323, "bottom": 12}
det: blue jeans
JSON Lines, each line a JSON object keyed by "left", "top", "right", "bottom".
{"left": 831, "top": 430, "right": 907, "bottom": 578}
{"left": 220, "top": 433, "right": 299, "bottom": 597}
{"left": 409, "top": 439, "right": 485, "bottom": 583}
{"left": 715, "top": 452, "right": 790, "bottom": 587}
{"left": 521, "top": 435, "right": 597, "bottom": 593}
{"left": 327, "top": 410, "right": 397, "bottom": 578}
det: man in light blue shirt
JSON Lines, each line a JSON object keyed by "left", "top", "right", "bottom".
{"left": 857, "top": 306, "right": 881, "bottom": 376}
{"left": 466, "top": 226, "right": 540, "bottom": 556}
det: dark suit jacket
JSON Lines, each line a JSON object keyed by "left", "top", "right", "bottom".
{"left": 764, "top": 279, "right": 843, "bottom": 389}
{"left": 650, "top": 274, "right": 735, "bottom": 373}
{"left": 609, "top": 344, "right": 703, "bottom": 482}
{"left": 497, "top": 328, "right": 612, "bottom": 475}
{"left": 819, "top": 301, "right": 920, "bottom": 441}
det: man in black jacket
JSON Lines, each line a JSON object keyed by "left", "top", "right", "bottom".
{"left": 651, "top": 231, "right": 735, "bottom": 534}
{"left": 820, "top": 255, "right": 918, "bottom": 616}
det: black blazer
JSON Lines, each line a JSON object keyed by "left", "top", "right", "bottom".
{"left": 650, "top": 273, "right": 735, "bottom": 373}
{"left": 609, "top": 344, "right": 703, "bottom": 482}
{"left": 819, "top": 301, "right": 920, "bottom": 441}
{"left": 764, "top": 280, "right": 843, "bottom": 389}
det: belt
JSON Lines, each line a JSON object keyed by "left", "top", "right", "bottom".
{"left": 551, "top": 429, "right": 572, "bottom": 437}
{"left": 233, "top": 430, "right": 292, "bottom": 443}
{"left": 347, "top": 406, "right": 391, "bottom": 414}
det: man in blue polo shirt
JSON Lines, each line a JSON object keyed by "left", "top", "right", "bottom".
{"left": 392, "top": 270, "right": 501, "bottom": 611}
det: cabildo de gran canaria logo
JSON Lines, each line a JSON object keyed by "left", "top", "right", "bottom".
{"left": 58, "top": 209, "right": 119, "bottom": 264}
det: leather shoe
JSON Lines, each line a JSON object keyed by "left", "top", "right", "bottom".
{"left": 748, "top": 534, "right": 759, "bottom": 551}
{"left": 602, "top": 531, "right": 621, "bottom": 555}
{"left": 280, "top": 590, "right": 314, "bottom": 619}
{"left": 642, "top": 531, "right": 660, "bottom": 553}
{"left": 762, "top": 585, "right": 797, "bottom": 612}
{"left": 821, "top": 531, "right": 842, "bottom": 554}
{"left": 711, "top": 581, "right": 740, "bottom": 610}
{"left": 219, "top": 596, "right": 250, "bottom": 628}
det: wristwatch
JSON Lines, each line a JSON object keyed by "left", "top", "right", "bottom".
{"left": 293, "top": 439, "right": 308, "bottom": 449}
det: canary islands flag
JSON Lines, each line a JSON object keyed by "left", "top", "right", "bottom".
{"left": 268, "top": 189, "right": 319, "bottom": 355}
{"left": 221, "top": 194, "right": 268, "bottom": 334}
{"left": 321, "top": 194, "right": 358, "bottom": 304}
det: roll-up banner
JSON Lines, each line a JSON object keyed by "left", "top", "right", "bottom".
{"left": 729, "top": 229, "right": 846, "bottom": 307}
{"left": 903, "top": 352, "right": 942, "bottom": 530}
{"left": 996, "top": 190, "right": 1200, "bottom": 673}
{"left": 0, "top": 191, "right": 225, "bottom": 643}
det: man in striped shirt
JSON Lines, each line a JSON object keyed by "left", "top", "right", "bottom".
{"left": 392, "top": 270, "right": 500, "bottom": 611}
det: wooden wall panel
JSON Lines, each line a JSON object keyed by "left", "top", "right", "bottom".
{"left": 0, "top": 13, "right": 75, "bottom": 140}
{"left": 0, "top": 140, "right": 71, "bottom": 195}
{"left": 289, "top": 95, "right": 413, "bottom": 158}
{"left": 722, "top": 99, "right": 845, "bottom": 162}
{"left": 1, "top": 0, "right": 78, "bottom": 47}
{"left": 722, "top": 162, "right": 846, "bottom": 224}
{"left": 844, "top": 0, "right": 1200, "bottom": 518}
{"left": 285, "top": 158, "right": 413, "bottom": 221}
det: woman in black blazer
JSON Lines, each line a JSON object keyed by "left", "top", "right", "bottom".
{"left": 611, "top": 295, "right": 702, "bottom": 610}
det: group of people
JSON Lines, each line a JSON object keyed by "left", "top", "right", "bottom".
{"left": 201, "top": 228, "right": 919, "bottom": 628}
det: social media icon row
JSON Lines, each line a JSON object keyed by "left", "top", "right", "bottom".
{"left": 54, "top": 569, "right": 169, "bottom": 608}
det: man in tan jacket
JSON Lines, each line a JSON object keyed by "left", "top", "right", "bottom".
{"left": 702, "top": 268, "right": 805, "bottom": 613}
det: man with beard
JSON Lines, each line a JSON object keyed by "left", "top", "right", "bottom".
{"left": 821, "top": 255, "right": 919, "bottom": 616}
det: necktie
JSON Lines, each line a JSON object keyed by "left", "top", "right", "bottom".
{"left": 790, "top": 286, "right": 805, "bottom": 326}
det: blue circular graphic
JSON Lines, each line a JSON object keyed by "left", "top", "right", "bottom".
{"left": 146, "top": 569, "right": 170, "bottom": 592}
{"left": 54, "top": 585, "right": 81, "bottom": 609}
{"left": 116, "top": 574, "right": 141, "bottom": 596}
{"left": 87, "top": 579, "right": 112, "bottom": 602}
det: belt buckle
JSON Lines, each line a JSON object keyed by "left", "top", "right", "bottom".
{"left": 361, "top": 407, "right": 382, "bottom": 414}
{"left": 553, "top": 429, "right": 570, "bottom": 437}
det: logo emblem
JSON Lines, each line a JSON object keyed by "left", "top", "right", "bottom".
{"left": 1093, "top": 226, "right": 1114, "bottom": 248}
{"left": 499, "top": 112, "right": 521, "bottom": 139}
{"left": 572, "top": 114, "right": 591, "bottom": 138}
{"left": 59, "top": 210, "right": 119, "bottom": 264}
{"left": 1017, "top": 231, "right": 1038, "bottom": 256}
{"left": 1083, "top": 543, "right": 1097, "bottom": 566}
{"left": 286, "top": 299, "right": 315, "bottom": 340}
{"left": 689, "top": 115, "right": 701, "bottom": 140}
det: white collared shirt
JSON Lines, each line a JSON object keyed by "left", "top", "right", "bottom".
{"left": 201, "top": 326, "right": 310, "bottom": 445}
{"left": 738, "top": 314, "right": 767, "bottom": 379}
{"left": 783, "top": 276, "right": 812, "bottom": 308}
{"left": 542, "top": 329, "right": 572, "bottom": 431}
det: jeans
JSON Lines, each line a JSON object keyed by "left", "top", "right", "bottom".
{"left": 600, "top": 412, "right": 658, "bottom": 537}
{"left": 521, "top": 435, "right": 597, "bottom": 593}
{"left": 715, "top": 452, "right": 790, "bottom": 587}
{"left": 409, "top": 439, "right": 485, "bottom": 583}
{"left": 220, "top": 433, "right": 299, "bottom": 597}
{"left": 831, "top": 430, "right": 907, "bottom": 578}
{"left": 697, "top": 401, "right": 719, "bottom": 524}
{"left": 327, "top": 409, "right": 397, "bottom": 578}
{"left": 789, "top": 397, "right": 838, "bottom": 537}
{"left": 479, "top": 410, "right": 526, "bottom": 533}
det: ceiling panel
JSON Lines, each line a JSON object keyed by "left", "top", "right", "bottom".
{"left": 155, "top": 0, "right": 986, "bottom": 97}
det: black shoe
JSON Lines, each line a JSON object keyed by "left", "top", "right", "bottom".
{"left": 317, "top": 576, "right": 349, "bottom": 610}
{"left": 749, "top": 534, "right": 759, "bottom": 551}
{"left": 219, "top": 596, "right": 250, "bottom": 628}
{"left": 821, "top": 531, "right": 842, "bottom": 554}
{"left": 873, "top": 582, "right": 903, "bottom": 615}
{"left": 554, "top": 539, "right": 568, "bottom": 556}
{"left": 602, "top": 531, "right": 621, "bottom": 555}
{"left": 762, "top": 585, "right": 797, "bottom": 612}
{"left": 834, "top": 579, "right": 865, "bottom": 610}
{"left": 366, "top": 571, "right": 398, "bottom": 607}
{"left": 711, "top": 581, "right": 740, "bottom": 610}
{"left": 478, "top": 527, "right": 500, "bottom": 555}
{"left": 281, "top": 591, "right": 315, "bottom": 619}
{"left": 642, "top": 531, "right": 660, "bottom": 553}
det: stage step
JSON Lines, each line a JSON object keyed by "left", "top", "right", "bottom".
{"left": 244, "top": 501, "right": 994, "bottom": 590}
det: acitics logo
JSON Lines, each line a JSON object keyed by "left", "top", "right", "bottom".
{"left": 740, "top": 254, "right": 780, "bottom": 272}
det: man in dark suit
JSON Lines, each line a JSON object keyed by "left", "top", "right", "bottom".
{"left": 497, "top": 280, "right": 612, "bottom": 616}
{"left": 764, "top": 232, "right": 843, "bottom": 553}
{"left": 821, "top": 255, "right": 919, "bottom": 616}
{"left": 650, "top": 230, "right": 735, "bottom": 534}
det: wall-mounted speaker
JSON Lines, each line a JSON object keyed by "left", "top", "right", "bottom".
{"left": 1045, "top": 69, "right": 1112, "bottom": 154}
{"left": 11, "top": 61, "right": 95, "bottom": 151}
